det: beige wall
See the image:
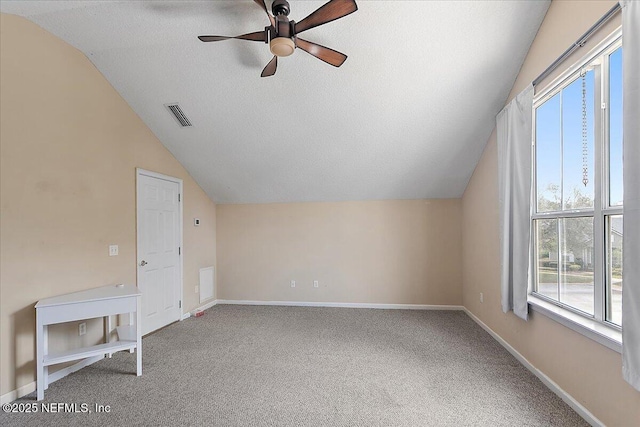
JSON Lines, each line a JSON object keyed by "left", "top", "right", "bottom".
{"left": 0, "top": 14, "right": 216, "bottom": 397}
{"left": 462, "top": 1, "right": 639, "bottom": 425}
{"left": 217, "top": 200, "right": 462, "bottom": 305}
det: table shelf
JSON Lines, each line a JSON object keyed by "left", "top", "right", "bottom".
{"left": 43, "top": 340, "right": 136, "bottom": 366}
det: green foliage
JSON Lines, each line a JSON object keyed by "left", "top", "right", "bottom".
{"left": 537, "top": 184, "right": 593, "bottom": 269}
{"left": 538, "top": 183, "right": 594, "bottom": 211}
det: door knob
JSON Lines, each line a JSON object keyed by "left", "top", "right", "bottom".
{"left": 140, "top": 260, "right": 148, "bottom": 266}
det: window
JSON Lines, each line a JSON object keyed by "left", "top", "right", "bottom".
{"left": 532, "top": 31, "right": 623, "bottom": 329}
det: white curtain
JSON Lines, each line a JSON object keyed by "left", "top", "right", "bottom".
{"left": 497, "top": 84, "right": 534, "bottom": 321}
{"left": 621, "top": 0, "right": 640, "bottom": 392}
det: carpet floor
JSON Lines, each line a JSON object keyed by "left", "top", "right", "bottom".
{"left": 1, "top": 306, "right": 588, "bottom": 426}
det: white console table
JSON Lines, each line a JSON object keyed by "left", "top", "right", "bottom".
{"left": 35, "top": 284, "right": 142, "bottom": 401}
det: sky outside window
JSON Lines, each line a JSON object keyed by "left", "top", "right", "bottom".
{"left": 536, "top": 71, "right": 595, "bottom": 212}
{"left": 609, "top": 47, "right": 623, "bottom": 206}
{"left": 536, "top": 93, "right": 561, "bottom": 212}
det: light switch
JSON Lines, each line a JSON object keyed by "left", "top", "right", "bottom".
{"left": 109, "top": 245, "right": 119, "bottom": 256}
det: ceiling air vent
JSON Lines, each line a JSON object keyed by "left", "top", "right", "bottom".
{"left": 165, "top": 103, "right": 193, "bottom": 127}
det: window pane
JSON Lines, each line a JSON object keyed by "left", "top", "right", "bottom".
{"left": 536, "top": 94, "right": 562, "bottom": 212}
{"left": 536, "top": 219, "right": 558, "bottom": 301}
{"left": 559, "top": 217, "right": 594, "bottom": 315}
{"left": 609, "top": 47, "right": 623, "bottom": 206}
{"left": 607, "top": 215, "right": 623, "bottom": 326}
{"left": 562, "top": 72, "right": 594, "bottom": 210}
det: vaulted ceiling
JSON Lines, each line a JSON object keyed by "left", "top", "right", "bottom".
{"left": 0, "top": 0, "right": 550, "bottom": 203}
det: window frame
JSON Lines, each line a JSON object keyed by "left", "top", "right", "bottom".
{"left": 530, "top": 28, "right": 622, "bottom": 338}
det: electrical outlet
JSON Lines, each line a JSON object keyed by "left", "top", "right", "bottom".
{"left": 109, "top": 245, "right": 118, "bottom": 256}
{"left": 79, "top": 322, "right": 86, "bottom": 336}
{"left": 480, "top": 293, "right": 484, "bottom": 303}
{"left": 195, "top": 285, "right": 199, "bottom": 294}
{"left": 290, "top": 280, "right": 296, "bottom": 288}
{"left": 313, "top": 280, "right": 319, "bottom": 288}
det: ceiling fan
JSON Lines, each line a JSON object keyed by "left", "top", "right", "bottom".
{"left": 198, "top": 0, "right": 358, "bottom": 77}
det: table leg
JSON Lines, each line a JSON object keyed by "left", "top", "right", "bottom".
{"left": 36, "top": 311, "right": 44, "bottom": 401}
{"left": 43, "top": 325, "right": 49, "bottom": 389}
{"left": 129, "top": 313, "right": 134, "bottom": 353}
{"left": 105, "top": 315, "right": 112, "bottom": 358}
{"left": 136, "top": 298, "right": 142, "bottom": 376}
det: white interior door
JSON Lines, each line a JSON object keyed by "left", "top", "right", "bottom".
{"left": 137, "top": 171, "right": 182, "bottom": 335}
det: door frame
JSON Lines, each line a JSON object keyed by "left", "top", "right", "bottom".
{"left": 136, "top": 168, "right": 184, "bottom": 324}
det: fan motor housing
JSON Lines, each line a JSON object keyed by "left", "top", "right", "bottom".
{"left": 275, "top": 15, "right": 293, "bottom": 38}
{"left": 272, "top": 0, "right": 290, "bottom": 16}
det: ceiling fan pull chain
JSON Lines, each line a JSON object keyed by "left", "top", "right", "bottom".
{"left": 581, "top": 70, "right": 589, "bottom": 187}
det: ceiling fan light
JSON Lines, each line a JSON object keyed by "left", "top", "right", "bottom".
{"left": 270, "top": 37, "right": 295, "bottom": 57}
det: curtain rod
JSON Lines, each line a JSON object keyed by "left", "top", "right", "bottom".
{"left": 532, "top": 3, "right": 621, "bottom": 87}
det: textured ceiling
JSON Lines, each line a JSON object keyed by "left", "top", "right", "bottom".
{"left": 1, "top": 0, "right": 550, "bottom": 203}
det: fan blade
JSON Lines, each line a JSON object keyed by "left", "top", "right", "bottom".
{"left": 295, "top": 38, "right": 347, "bottom": 67}
{"left": 198, "top": 30, "right": 267, "bottom": 43}
{"left": 254, "top": 0, "right": 276, "bottom": 27}
{"left": 261, "top": 56, "right": 278, "bottom": 77}
{"left": 294, "top": 0, "right": 357, "bottom": 35}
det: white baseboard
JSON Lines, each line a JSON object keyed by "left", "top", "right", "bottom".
{"left": 0, "top": 382, "right": 36, "bottom": 405}
{"left": 462, "top": 308, "right": 603, "bottom": 427}
{"left": 0, "top": 355, "right": 103, "bottom": 405}
{"left": 199, "top": 299, "right": 219, "bottom": 311}
{"left": 216, "top": 299, "right": 464, "bottom": 311}
{"left": 183, "top": 299, "right": 219, "bottom": 319}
